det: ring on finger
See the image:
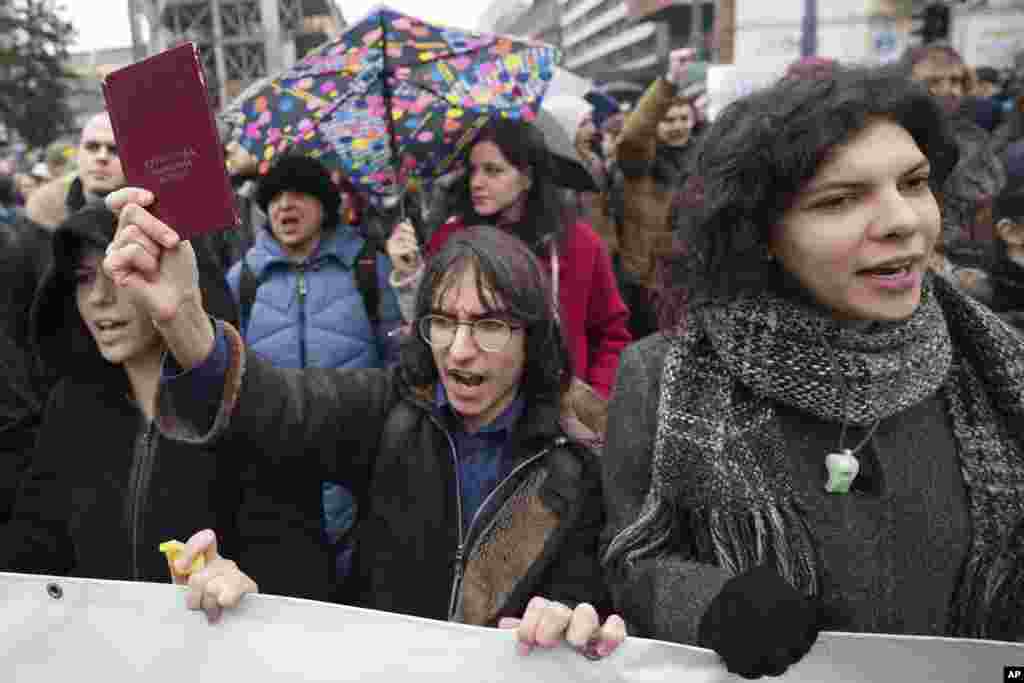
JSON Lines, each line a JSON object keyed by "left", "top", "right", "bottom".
{"left": 201, "top": 590, "right": 220, "bottom": 612}
{"left": 581, "top": 638, "right": 603, "bottom": 661}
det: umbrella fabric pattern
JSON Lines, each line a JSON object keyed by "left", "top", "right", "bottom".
{"left": 233, "top": 7, "right": 559, "bottom": 204}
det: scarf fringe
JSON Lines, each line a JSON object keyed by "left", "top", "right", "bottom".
{"left": 603, "top": 493, "right": 675, "bottom": 573}
{"left": 604, "top": 493, "right": 820, "bottom": 597}
{"left": 952, "top": 523, "right": 1024, "bottom": 639}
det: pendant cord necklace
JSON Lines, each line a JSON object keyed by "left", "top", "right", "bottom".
{"left": 820, "top": 327, "right": 908, "bottom": 457}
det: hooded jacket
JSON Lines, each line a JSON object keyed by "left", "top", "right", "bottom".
{"left": 0, "top": 207, "right": 330, "bottom": 600}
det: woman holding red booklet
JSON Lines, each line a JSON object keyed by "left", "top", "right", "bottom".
{"left": 0, "top": 206, "right": 329, "bottom": 621}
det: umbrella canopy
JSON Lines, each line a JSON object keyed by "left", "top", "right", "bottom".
{"left": 230, "top": 6, "right": 560, "bottom": 206}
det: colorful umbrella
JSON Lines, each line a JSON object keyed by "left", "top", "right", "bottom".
{"left": 229, "top": 6, "right": 560, "bottom": 205}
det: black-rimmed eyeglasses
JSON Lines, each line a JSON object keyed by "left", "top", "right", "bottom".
{"left": 418, "top": 314, "right": 523, "bottom": 353}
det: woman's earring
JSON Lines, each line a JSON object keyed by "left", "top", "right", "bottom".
{"left": 761, "top": 245, "right": 775, "bottom": 262}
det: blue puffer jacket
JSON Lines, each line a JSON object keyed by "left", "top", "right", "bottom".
{"left": 226, "top": 223, "right": 402, "bottom": 370}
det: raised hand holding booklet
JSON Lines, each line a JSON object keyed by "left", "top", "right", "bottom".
{"left": 102, "top": 42, "right": 239, "bottom": 240}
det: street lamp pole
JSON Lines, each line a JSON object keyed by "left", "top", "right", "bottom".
{"left": 801, "top": 0, "right": 818, "bottom": 57}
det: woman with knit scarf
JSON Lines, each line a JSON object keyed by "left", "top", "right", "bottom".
{"left": 602, "top": 66, "right": 1024, "bottom": 678}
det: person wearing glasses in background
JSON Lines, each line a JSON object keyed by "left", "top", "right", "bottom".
{"left": 27, "top": 112, "right": 124, "bottom": 231}
{"left": 99, "top": 208, "right": 626, "bottom": 657}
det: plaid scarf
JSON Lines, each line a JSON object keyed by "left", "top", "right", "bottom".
{"left": 605, "top": 276, "right": 1024, "bottom": 638}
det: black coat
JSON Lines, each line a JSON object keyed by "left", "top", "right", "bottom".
{"left": 162, "top": 329, "right": 612, "bottom": 625}
{"left": 0, "top": 374, "right": 329, "bottom": 600}
{"left": 0, "top": 207, "right": 329, "bottom": 599}
{"left": 0, "top": 216, "right": 52, "bottom": 523}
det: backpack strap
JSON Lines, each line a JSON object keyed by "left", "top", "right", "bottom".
{"left": 355, "top": 236, "right": 381, "bottom": 327}
{"left": 237, "top": 256, "right": 260, "bottom": 336}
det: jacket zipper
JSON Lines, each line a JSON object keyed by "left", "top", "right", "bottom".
{"left": 129, "top": 419, "right": 158, "bottom": 580}
{"left": 426, "top": 415, "right": 465, "bottom": 620}
{"left": 446, "top": 438, "right": 566, "bottom": 621}
{"left": 297, "top": 268, "right": 308, "bottom": 368}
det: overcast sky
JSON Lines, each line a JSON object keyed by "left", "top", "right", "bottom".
{"left": 62, "top": 0, "right": 491, "bottom": 52}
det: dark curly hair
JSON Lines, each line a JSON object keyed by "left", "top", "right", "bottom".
{"left": 659, "top": 65, "right": 959, "bottom": 327}
{"left": 400, "top": 225, "right": 571, "bottom": 401}
{"left": 446, "top": 117, "right": 569, "bottom": 255}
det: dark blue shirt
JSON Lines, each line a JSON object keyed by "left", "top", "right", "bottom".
{"left": 435, "top": 383, "right": 524, "bottom": 536}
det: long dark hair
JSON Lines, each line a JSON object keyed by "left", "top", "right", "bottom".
{"left": 446, "top": 117, "right": 568, "bottom": 254}
{"left": 400, "top": 225, "right": 571, "bottom": 402}
{"left": 659, "top": 66, "right": 959, "bottom": 327}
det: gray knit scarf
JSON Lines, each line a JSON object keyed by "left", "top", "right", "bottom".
{"left": 605, "top": 275, "right": 1024, "bottom": 639}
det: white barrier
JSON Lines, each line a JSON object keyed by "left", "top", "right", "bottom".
{"left": 1, "top": 572, "right": 1020, "bottom": 681}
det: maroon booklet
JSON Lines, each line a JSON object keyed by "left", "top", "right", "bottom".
{"left": 102, "top": 42, "right": 239, "bottom": 240}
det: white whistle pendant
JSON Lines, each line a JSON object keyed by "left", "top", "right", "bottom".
{"left": 825, "top": 449, "right": 860, "bottom": 494}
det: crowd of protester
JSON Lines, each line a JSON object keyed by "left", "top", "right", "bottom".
{"left": 1, "top": 40, "right": 1024, "bottom": 678}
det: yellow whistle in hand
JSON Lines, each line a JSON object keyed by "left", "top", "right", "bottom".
{"left": 159, "top": 540, "right": 206, "bottom": 578}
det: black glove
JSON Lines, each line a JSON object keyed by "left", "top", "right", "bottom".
{"left": 698, "top": 563, "right": 821, "bottom": 679}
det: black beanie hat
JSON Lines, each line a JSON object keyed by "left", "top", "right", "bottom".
{"left": 256, "top": 154, "right": 341, "bottom": 223}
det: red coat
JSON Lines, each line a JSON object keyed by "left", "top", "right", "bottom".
{"left": 427, "top": 219, "right": 632, "bottom": 397}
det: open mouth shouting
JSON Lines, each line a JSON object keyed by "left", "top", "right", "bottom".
{"left": 857, "top": 255, "right": 924, "bottom": 290}
{"left": 447, "top": 368, "right": 486, "bottom": 388}
{"left": 94, "top": 318, "right": 129, "bottom": 333}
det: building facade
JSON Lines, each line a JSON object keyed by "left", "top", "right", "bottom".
{"left": 135, "top": 0, "right": 345, "bottom": 110}
{"left": 66, "top": 46, "right": 136, "bottom": 133}
{"left": 477, "top": 0, "right": 531, "bottom": 33}
{"left": 494, "top": 0, "right": 713, "bottom": 96}
{"left": 501, "top": 0, "right": 562, "bottom": 47}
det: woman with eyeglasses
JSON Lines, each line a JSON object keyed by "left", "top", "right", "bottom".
{"left": 99, "top": 207, "right": 627, "bottom": 657}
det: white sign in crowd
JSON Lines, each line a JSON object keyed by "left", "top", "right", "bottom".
{"left": 1, "top": 572, "right": 1020, "bottom": 682}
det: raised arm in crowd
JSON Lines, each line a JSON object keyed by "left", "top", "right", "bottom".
{"left": 101, "top": 195, "right": 626, "bottom": 658}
